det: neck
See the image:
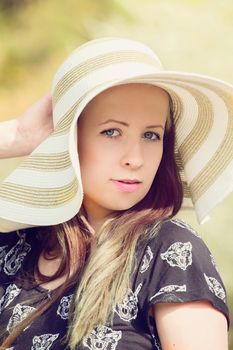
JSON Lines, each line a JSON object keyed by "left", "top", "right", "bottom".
{"left": 81, "top": 203, "right": 114, "bottom": 234}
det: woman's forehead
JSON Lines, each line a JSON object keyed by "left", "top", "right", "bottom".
{"left": 78, "top": 84, "right": 169, "bottom": 129}
{"left": 81, "top": 83, "right": 170, "bottom": 116}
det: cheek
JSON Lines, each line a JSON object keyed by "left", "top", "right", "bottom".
{"left": 144, "top": 150, "right": 163, "bottom": 187}
{"left": 78, "top": 138, "right": 98, "bottom": 165}
{"left": 78, "top": 143, "right": 113, "bottom": 178}
{"left": 146, "top": 145, "right": 163, "bottom": 173}
{"left": 79, "top": 137, "right": 121, "bottom": 163}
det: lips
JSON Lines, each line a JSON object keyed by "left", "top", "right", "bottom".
{"left": 116, "top": 179, "right": 141, "bottom": 184}
{"left": 111, "top": 179, "right": 141, "bottom": 192}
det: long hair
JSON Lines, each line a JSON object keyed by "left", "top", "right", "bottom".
{"left": 0, "top": 107, "right": 183, "bottom": 349}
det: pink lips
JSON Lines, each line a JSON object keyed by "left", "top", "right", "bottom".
{"left": 111, "top": 180, "right": 141, "bottom": 193}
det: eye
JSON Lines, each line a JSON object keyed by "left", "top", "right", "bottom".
{"left": 101, "top": 128, "right": 120, "bottom": 138}
{"left": 143, "top": 131, "right": 161, "bottom": 141}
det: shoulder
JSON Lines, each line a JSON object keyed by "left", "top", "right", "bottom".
{"left": 134, "top": 218, "right": 229, "bottom": 330}
{"left": 144, "top": 218, "right": 221, "bottom": 275}
{"left": 156, "top": 218, "right": 202, "bottom": 241}
{"left": 147, "top": 218, "right": 209, "bottom": 255}
{"left": 141, "top": 219, "right": 228, "bottom": 302}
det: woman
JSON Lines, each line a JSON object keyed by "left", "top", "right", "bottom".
{"left": 0, "top": 37, "right": 232, "bottom": 349}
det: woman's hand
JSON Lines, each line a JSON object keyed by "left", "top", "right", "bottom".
{"left": 0, "top": 93, "right": 54, "bottom": 159}
{"left": 16, "top": 93, "right": 54, "bottom": 156}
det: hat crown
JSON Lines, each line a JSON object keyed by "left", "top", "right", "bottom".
{"left": 51, "top": 37, "right": 164, "bottom": 127}
{"left": 53, "top": 37, "right": 164, "bottom": 86}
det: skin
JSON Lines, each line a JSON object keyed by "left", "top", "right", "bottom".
{"left": 78, "top": 83, "right": 169, "bottom": 231}
{"left": 0, "top": 94, "right": 53, "bottom": 158}
{"left": 154, "top": 301, "right": 228, "bottom": 349}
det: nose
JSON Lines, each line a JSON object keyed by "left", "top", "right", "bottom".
{"left": 120, "top": 140, "right": 144, "bottom": 169}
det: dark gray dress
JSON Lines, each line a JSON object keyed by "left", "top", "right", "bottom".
{"left": 0, "top": 219, "right": 229, "bottom": 349}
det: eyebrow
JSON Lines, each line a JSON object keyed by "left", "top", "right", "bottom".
{"left": 99, "top": 119, "right": 164, "bottom": 130}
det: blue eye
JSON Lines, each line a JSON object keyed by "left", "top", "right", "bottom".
{"left": 101, "top": 128, "right": 120, "bottom": 137}
{"left": 143, "top": 131, "right": 160, "bottom": 141}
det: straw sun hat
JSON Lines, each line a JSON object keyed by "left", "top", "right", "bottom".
{"left": 0, "top": 37, "right": 233, "bottom": 232}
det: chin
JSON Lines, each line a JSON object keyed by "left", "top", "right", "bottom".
{"left": 111, "top": 200, "right": 142, "bottom": 211}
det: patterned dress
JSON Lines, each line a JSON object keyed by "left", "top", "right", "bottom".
{"left": 0, "top": 219, "right": 229, "bottom": 350}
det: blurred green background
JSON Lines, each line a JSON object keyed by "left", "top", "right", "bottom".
{"left": 0, "top": 0, "right": 232, "bottom": 347}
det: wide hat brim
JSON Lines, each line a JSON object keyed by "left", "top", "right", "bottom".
{"left": 0, "top": 38, "right": 233, "bottom": 232}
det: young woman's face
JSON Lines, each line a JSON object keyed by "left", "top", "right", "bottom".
{"left": 78, "top": 83, "right": 169, "bottom": 223}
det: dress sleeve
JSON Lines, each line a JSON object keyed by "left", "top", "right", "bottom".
{"left": 141, "top": 219, "right": 230, "bottom": 327}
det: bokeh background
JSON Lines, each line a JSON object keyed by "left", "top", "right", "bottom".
{"left": 0, "top": 0, "right": 232, "bottom": 347}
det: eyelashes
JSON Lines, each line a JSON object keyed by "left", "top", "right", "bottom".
{"left": 143, "top": 131, "right": 161, "bottom": 141}
{"left": 101, "top": 128, "right": 120, "bottom": 137}
{"left": 100, "top": 128, "right": 161, "bottom": 141}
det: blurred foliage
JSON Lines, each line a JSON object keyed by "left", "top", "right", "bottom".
{"left": 0, "top": 0, "right": 31, "bottom": 12}
{"left": 0, "top": 0, "right": 233, "bottom": 347}
{"left": 0, "top": 0, "right": 113, "bottom": 89}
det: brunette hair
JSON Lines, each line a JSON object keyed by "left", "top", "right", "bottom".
{"left": 0, "top": 105, "right": 183, "bottom": 349}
